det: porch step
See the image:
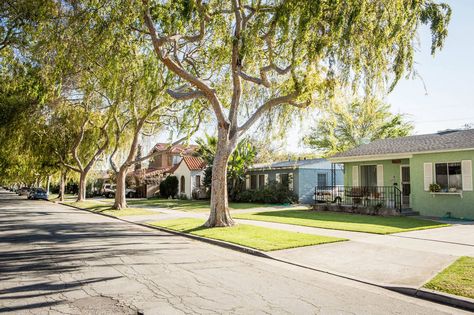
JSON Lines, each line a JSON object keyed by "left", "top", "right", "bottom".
{"left": 400, "top": 208, "right": 420, "bottom": 216}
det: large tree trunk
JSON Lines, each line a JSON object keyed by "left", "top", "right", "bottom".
{"left": 59, "top": 171, "right": 66, "bottom": 202}
{"left": 77, "top": 172, "right": 87, "bottom": 202}
{"left": 113, "top": 167, "right": 128, "bottom": 210}
{"left": 205, "top": 131, "right": 236, "bottom": 227}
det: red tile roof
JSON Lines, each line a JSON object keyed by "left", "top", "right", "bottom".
{"left": 182, "top": 156, "right": 207, "bottom": 171}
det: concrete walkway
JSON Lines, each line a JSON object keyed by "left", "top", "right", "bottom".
{"left": 119, "top": 207, "right": 473, "bottom": 289}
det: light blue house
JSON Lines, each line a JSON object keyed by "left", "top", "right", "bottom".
{"left": 246, "top": 158, "right": 344, "bottom": 204}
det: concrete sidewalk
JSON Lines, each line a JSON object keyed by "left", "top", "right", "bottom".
{"left": 120, "top": 207, "right": 473, "bottom": 289}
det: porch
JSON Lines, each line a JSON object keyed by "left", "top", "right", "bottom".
{"left": 314, "top": 185, "right": 416, "bottom": 215}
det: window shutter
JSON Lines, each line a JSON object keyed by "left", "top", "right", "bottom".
{"left": 276, "top": 173, "right": 281, "bottom": 183}
{"left": 245, "top": 174, "right": 250, "bottom": 189}
{"left": 264, "top": 174, "right": 269, "bottom": 186}
{"left": 352, "top": 166, "right": 359, "bottom": 186}
{"left": 462, "top": 160, "right": 473, "bottom": 191}
{"left": 288, "top": 173, "right": 294, "bottom": 191}
{"left": 376, "top": 165, "right": 384, "bottom": 186}
{"left": 423, "top": 163, "right": 433, "bottom": 191}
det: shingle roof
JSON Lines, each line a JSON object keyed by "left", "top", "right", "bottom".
{"left": 182, "top": 156, "right": 207, "bottom": 171}
{"left": 331, "top": 129, "right": 474, "bottom": 159}
{"left": 250, "top": 158, "right": 327, "bottom": 170}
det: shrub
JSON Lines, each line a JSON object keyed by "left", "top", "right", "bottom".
{"left": 235, "top": 182, "right": 298, "bottom": 204}
{"left": 159, "top": 176, "right": 178, "bottom": 198}
{"left": 429, "top": 183, "right": 441, "bottom": 192}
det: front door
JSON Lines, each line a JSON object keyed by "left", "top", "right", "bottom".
{"left": 400, "top": 166, "right": 410, "bottom": 207}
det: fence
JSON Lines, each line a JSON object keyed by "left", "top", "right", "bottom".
{"left": 314, "top": 185, "right": 402, "bottom": 212}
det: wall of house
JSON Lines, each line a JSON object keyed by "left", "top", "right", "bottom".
{"left": 410, "top": 150, "right": 474, "bottom": 219}
{"left": 298, "top": 168, "right": 344, "bottom": 204}
{"left": 246, "top": 168, "right": 299, "bottom": 196}
{"left": 173, "top": 163, "right": 205, "bottom": 199}
{"left": 149, "top": 152, "right": 182, "bottom": 169}
{"left": 247, "top": 165, "right": 343, "bottom": 204}
{"left": 173, "top": 162, "right": 192, "bottom": 199}
{"left": 343, "top": 159, "right": 410, "bottom": 187}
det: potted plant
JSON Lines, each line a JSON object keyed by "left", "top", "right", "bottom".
{"left": 429, "top": 183, "right": 441, "bottom": 193}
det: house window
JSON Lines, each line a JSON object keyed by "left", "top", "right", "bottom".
{"left": 195, "top": 175, "right": 201, "bottom": 188}
{"left": 180, "top": 176, "right": 185, "bottom": 193}
{"left": 435, "top": 162, "right": 462, "bottom": 190}
{"left": 250, "top": 175, "right": 257, "bottom": 190}
{"left": 258, "top": 174, "right": 265, "bottom": 189}
{"left": 360, "top": 165, "right": 377, "bottom": 187}
{"left": 280, "top": 173, "right": 289, "bottom": 187}
{"left": 167, "top": 155, "right": 173, "bottom": 166}
{"left": 317, "top": 173, "right": 327, "bottom": 187}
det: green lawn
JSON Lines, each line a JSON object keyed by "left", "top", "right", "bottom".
{"left": 65, "top": 200, "right": 158, "bottom": 217}
{"left": 424, "top": 256, "right": 474, "bottom": 299}
{"left": 129, "top": 198, "right": 303, "bottom": 212}
{"left": 149, "top": 218, "right": 346, "bottom": 251}
{"left": 234, "top": 210, "right": 449, "bottom": 234}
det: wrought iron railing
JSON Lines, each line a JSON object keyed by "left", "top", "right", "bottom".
{"left": 314, "top": 185, "right": 402, "bottom": 212}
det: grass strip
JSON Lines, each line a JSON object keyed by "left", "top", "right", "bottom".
{"left": 233, "top": 210, "right": 449, "bottom": 234}
{"left": 149, "top": 218, "right": 346, "bottom": 251}
{"left": 424, "top": 256, "right": 474, "bottom": 299}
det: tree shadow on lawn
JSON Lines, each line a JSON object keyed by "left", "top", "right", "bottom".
{"left": 245, "top": 210, "right": 449, "bottom": 230}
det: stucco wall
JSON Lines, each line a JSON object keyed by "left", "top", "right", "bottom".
{"left": 410, "top": 150, "right": 474, "bottom": 219}
{"left": 344, "top": 159, "right": 410, "bottom": 187}
{"left": 343, "top": 153, "right": 474, "bottom": 219}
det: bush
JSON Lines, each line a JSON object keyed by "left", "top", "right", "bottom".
{"left": 159, "top": 176, "right": 178, "bottom": 198}
{"left": 235, "top": 181, "right": 298, "bottom": 204}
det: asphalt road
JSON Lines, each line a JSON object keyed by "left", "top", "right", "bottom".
{"left": 0, "top": 190, "right": 467, "bottom": 314}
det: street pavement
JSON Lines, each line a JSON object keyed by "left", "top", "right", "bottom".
{"left": 124, "top": 206, "right": 474, "bottom": 288}
{"left": 0, "top": 190, "right": 468, "bottom": 314}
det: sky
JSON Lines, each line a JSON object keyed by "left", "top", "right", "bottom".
{"left": 146, "top": 1, "right": 474, "bottom": 155}
{"left": 283, "top": 0, "right": 474, "bottom": 153}
{"left": 386, "top": 0, "right": 474, "bottom": 135}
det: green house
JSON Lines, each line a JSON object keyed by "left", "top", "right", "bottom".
{"left": 329, "top": 129, "right": 474, "bottom": 220}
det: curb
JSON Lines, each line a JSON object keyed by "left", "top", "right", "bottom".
{"left": 56, "top": 201, "right": 473, "bottom": 312}
{"left": 387, "top": 287, "right": 474, "bottom": 312}
{"left": 57, "top": 201, "right": 272, "bottom": 259}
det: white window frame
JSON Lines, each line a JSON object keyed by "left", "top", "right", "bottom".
{"left": 434, "top": 161, "right": 463, "bottom": 190}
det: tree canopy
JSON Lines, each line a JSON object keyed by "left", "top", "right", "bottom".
{"left": 304, "top": 97, "right": 414, "bottom": 156}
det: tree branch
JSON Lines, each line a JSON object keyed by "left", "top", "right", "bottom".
{"left": 142, "top": 0, "right": 229, "bottom": 127}
{"left": 166, "top": 88, "right": 206, "bottom": 100}
{"left": 237, "top": 93, "right": 308, "bottom": 134}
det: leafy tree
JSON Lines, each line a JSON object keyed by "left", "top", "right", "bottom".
{"left": 196, "top": 134, "right": 256, "bottom": 201}
{"left": 142, "top": 0, "right": 451, "bottom": 226}
{"left": 304, "top": 98, "right": 414, "bottom": 156}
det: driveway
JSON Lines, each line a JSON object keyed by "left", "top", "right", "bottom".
{"left": 0, "top": 190, "right": 467, "bottom": 314}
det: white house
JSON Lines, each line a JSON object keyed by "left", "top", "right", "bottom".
{"left": 173, "top": 156, "right": 207, "bottom": 199}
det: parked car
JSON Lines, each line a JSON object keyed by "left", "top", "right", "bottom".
{"left": 125, "top": 188, "right": 136, "bottom": 198}
{"left": 28, "top": 188, "right": 48, "bottom": 200}
{"left": 101, "top": 184, "right": 116, "bottom": 198}
{"left": 17, "top": 187, "right": 30, "bottom": 196}
{"left": 314, "top": 186, "right": 343, "bottom": 204}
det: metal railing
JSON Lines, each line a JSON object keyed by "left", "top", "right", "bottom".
{"left": 314, "top": 185, "right": 402, "bottom": 212}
